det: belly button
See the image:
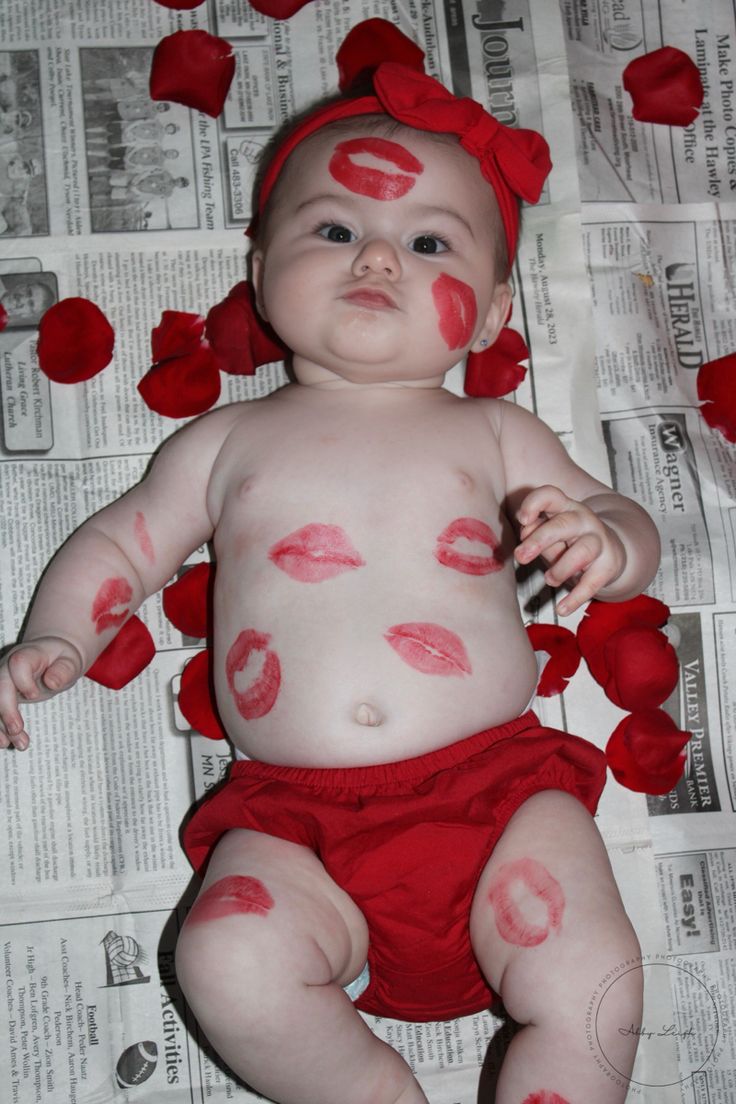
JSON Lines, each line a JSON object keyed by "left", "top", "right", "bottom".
{"left": 354, "top": 702, "right": 384, "bottom": 727}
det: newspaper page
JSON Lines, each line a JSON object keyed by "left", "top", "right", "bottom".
{"left": 1, "top": 0, "right": 735, "bottom": 1100}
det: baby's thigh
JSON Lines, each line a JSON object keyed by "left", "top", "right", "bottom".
{"left": 470, "top": 791, "right": 641, "bottom": 1031}
{"left": 176, "top": 829, "right": 369, "bottom": 1013}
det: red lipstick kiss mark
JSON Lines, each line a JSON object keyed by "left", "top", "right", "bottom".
{"left": 432, "top": 273, "right": 477, "bottom": 350}
{"left": 521, "top": 1093, "right": 571, "bottom": 1104}
{"left": 187, "top": 875, "right": 274, "bottom": 926}
{"left": 488, "top": 857, "right": 565, "bottom": 947}
{"left": 385, "top": 622, "right": 472, "bottom": 677}
{"left": 328, "top": 137, "right": 423, "bottom": 201}
{"left": 435, "top": 517, "right": 503, "bottom": 575}
{"left": 91, "top": 576, "right": 133, "bottom": 634}
{"left": 225, "top": 629, "right": 281, "bottom": 719}
{"left": 134, "top": 511, "right": 155, "bottom": 564}
{"left": 268, "top": 523, "right": 365, "bottom": 583}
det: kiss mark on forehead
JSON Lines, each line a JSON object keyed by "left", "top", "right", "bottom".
{"left": 432, "top": 273, "right": 477, "bottom": 350}
{"left": 487, "top": 857, "right": 565, "bottom": 947}
{"left": 268, "top": 523, "right": 365, "bottom": 582}
{"left": 187, "top": 875, "right": 275, "bottom": 926}
{"left": 385, "top": 622, "right": 472, "bottom": 677}
{"left": 328, "top": 137, "right": 424, "bottom": 200}
{"left": 91, "top": 577, "right": 132, "bottom": 634}
{"left": 226, "top": 629, "right": 281, "bottom": 719}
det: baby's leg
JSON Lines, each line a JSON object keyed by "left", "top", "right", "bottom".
{"left": 176, "top": 829, "right": 427, "bottom": 1104}
{"left": 470, "top": 791, "right": 642, "bottom": 1104}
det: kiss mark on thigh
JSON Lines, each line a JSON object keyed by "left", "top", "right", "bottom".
{"left": 91, "top": 576, "right": 133, "bottom": 634}
{"left": 268, "top": 523, "right": 365, "bottom": 582}
{"left": 225, "top": 629, "right": 281, "bottom": 719}
{"left": 133, "top": 511, "right": 155, "bottom": 564}
{"left": 487, "top": 857, "right": 564, "bottom": 947}
{"left": 187, "top": 875, "right": 275, "bottom": 926}
{"left": 328, "top": 137, "right": 423, "bottom": 200}
{"left": 435, "top": 517, "right": 503, "bottom": 575}
{"left": 431, "top": 273, "right": 477, "bottom": 350}
{"left": 384, "top": 622, "right": 472, "bottom": 676}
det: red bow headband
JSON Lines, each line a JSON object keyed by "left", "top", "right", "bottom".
{"left": 249, "top": 26, "right": 551, "bottom": 266}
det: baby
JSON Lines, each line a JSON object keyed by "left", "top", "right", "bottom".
{"left": 0, "top": 39, "right": 660, "bottom": 1104}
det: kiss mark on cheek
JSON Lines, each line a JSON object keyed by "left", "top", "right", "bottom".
{"left": 487, "top": 857, "right": 565, "bottom": 947}
{"left": 521, "top": 1093, "right": 571, "bottom": 1104}
{"left": 91, "top": 577, "right": 133, "bottom": 634}
{"left": 268, "top": 523, "right": 365, "bottom": 582}
{"left": 328, "top": 137, "right": 424, "bottom": 200}
{"left": 432, "top": 273, "right": 477, "bottom": 350}
{"left": 187, "top": 875, "right": 274, "bottom": 926}
{"left": 385, "top": 622, "right": 472, "bottom": 677}
{"left": 134, "top": 511, "right": 155, "bottom": 564}
{"left": 226, "top": 629, "right": 281, "bottom": 719}
{"left": 436, "top": 517, "right": 503, "bottom": 575}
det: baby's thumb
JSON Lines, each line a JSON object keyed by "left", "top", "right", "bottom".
{"left": 43, "top": 655, "right": 80, "bottom": 692}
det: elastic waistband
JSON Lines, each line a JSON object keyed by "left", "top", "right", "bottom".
{"left": 229, "top": 711, "right": 541, "bottom": 790}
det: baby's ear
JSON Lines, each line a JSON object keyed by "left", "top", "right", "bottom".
{"left": 471, "top": 281, "right": 512, "bottom": 353}
{"left": 250, "top": 250, "right": 268, "bottom": 321}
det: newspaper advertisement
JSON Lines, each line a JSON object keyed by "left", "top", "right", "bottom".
{"left": 2, "top": 0, "right": 736, "bottom": 1101}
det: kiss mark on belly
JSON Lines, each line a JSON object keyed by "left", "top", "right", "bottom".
{"left": 384, "top": 622, "right": 472, "bottom": 677}
{"left": 225, "top": 629, "right": 281, "bottom": 719}
{"left": 431, "top": 273, "right": 477, "bottom": 350}
{"left": 435, "top": 517, "right": 503, "bottom": 575}
{"left": 133, "top": 511, "right": 155, "bottom": 564}
{"left": 487, "top": 857, "right": 565, "bottom": 947}
{"left": 91, "top": 576, "right": 133, "bottom": 634}
{"left": 187, "top": 875, "right": 274, "bottom": 926}
{"left": 328, "top": 137, "right": 424, "bottom": 200}
{"left": 268, "top": 523, "right": 365, "bottom": 583}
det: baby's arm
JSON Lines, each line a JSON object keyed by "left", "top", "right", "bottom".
{"left": 496, "top": 400, "right": 660, "bottom": 615}
{"left": 0, "top": 404, "right": 242, "bottom": 750}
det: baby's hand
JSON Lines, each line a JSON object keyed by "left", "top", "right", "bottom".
{"left": 514, "top": 485, "right": 626, "bottom": 615}
{"left": 0, "top": 637, "right": 83, "bottom": 750}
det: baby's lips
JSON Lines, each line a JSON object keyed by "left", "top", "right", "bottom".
{"left": 622, "top": 46, "right": 704, "bottom": 126}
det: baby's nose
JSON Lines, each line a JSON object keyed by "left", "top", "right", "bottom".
{"left": 352, "top": 238, "right": 401, "bottom": 280}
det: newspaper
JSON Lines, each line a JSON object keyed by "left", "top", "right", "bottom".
{"left": 1, "top": 0, "right": 735, "bottom": 1100}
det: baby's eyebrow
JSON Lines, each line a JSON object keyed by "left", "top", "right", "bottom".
{"left": 410, "top": 204, "right": 475, "bottom": 238}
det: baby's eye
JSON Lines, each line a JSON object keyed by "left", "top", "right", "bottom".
{"left": 410, "top": 234, "right": 449, "bottom": 255}
{"left": 317, "top": 223, "right": 355, "bottom": 244}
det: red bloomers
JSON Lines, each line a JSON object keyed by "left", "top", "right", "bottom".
{"left": 183, "top": 711, "right": 607, "bottom": 1022}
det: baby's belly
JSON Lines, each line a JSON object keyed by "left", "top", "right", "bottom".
{"left": 211, "top": 579, "right": 539, "bottom": 767}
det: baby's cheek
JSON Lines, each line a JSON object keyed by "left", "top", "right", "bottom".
{"left": 431, "top": 274, "right": 477, "bottom": 350}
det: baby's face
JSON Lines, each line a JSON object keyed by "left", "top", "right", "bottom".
{"left": 253, "top": 125, "right": 511, "bottom": 388}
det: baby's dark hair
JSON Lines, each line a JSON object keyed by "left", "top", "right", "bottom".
{"left": 250, "top": 97, "right": 517, "bottom": 280}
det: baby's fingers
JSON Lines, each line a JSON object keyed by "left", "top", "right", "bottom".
{"left": 0, "top": 671, "right": 29, "bottom": 750}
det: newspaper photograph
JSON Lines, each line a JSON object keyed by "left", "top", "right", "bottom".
{"left": 2, "top": 0, "right": 736, "bottom": 1101}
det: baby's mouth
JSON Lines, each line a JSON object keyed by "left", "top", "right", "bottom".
{"left": 342, "top": 288, "right": 397, "bottom": 311}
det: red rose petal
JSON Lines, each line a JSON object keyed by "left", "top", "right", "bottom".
{"left": 464, "top": 325, "right": 529, "bottom": 398}
{"left": 0, "top": 303, "right": 7, "bottom": 331}
{"left": 623, "top": 46, "right": 704, "bottom": 127}
{"left": 150, "top": 30, "right": 235, "bottom": 118}
{"left": 577, "top": 595, "right": 671, "bottom": 686}
{"left": 151, "top": 310, "right": 205, "bottom": 364}
{"left": 602, "top": 625, "right": 680, "bottom": 711}
{"left": 526, "top": 623, "right": 581, "bottom": 696}
{"left": 85, "top": 615, "right": 156, "bottom": 690}
{"left": 178, "top": 648, "right": 227, "bottom": 739}
{"left": 138, "top": 343, "right": 221, "bottom": 417}
{"left": 247, "top": 0, "right": 313, "bottom": 16}
{"left": 152, "top": 0, "right": 205, "bottom": 8}
{"left": 162, "top": 562, "right": 213, "bottom": 638}
{"left": 606, "top": 708, "right": 690, "bottom": 794}
{"left": 37, "top": 297, "right": 115, "bottom": 383}
{"left": 336, "top": 18, "right": 425, "bottom": 93}
{"left": 697, "top": 352, "right": 736, "bottom": 443}
{"left": 205, "top": 281, "right": 287, "bottom": 375}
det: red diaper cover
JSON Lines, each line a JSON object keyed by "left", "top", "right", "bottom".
{"left": 183, "top": 711, "right": 607, "bottom": 1022}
